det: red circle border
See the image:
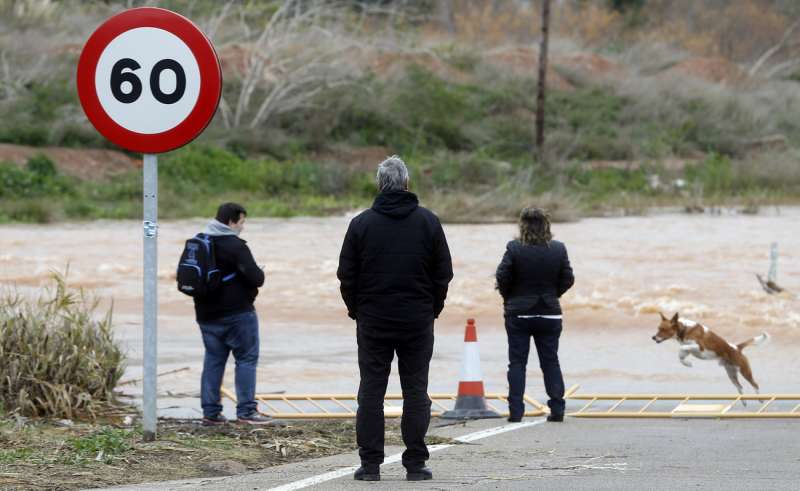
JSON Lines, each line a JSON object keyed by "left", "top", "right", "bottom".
{"left": 77, "top": 7, "right": 221, "bottom": 154}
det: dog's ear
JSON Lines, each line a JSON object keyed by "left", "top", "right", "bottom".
{"left": 659, "top": 311, "right": 667, "bottom": 321}
{"left": 671, "top": 312, "right": 679, "bottom": 324}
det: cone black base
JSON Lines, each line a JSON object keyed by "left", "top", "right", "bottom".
{"left": 439, "top": 395, "right": 502, "bottom": 420}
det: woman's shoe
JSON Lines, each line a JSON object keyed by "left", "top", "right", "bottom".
{"left": 507, "top": 416, "right": 522, "bottom": 423}
{"left": 547, "top": 414, "right": 564, "bottom": 422}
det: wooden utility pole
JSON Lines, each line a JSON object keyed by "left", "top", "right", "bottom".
{"left": 535, "top": 0, "right": 551, "bottom": 169}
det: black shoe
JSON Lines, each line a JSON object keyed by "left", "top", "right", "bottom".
{"left": 507, "top": 416, "right": 522, "bottom": 423}
{"left": 406, "top": 467, "right": 433, "bottom": 481}
{"left": 354, "top": 466, "right": 380, "bottom": 481}
{"left": 547, "top": 414, "right": 564, "bottom": 422}
{"left": 202, "top": 413, "right": 227, "bottom": 426}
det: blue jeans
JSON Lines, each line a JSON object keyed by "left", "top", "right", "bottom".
{"left": 198, "top": 310, "right": 260, "bottom": 418}
{"left": 505, "top": 316, "right": 565, "bottom": 419}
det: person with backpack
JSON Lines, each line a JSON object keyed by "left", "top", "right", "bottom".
{"left": 177, "top": 202, "right": 269, "bottom": 426}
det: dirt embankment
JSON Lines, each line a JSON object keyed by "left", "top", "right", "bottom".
{"left": 663, "top": 56, "right": 747, "bottom": 86}
{"left": 0, "top": 143, "right": 140, "bottom": 180}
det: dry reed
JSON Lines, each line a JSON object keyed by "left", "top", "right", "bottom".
{"left": 0, "top": 272, "right": 124, "bottom": 419}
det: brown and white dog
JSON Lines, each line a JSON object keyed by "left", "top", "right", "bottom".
{"left": 652, "top": 312, "right": 769, "bottom": 400}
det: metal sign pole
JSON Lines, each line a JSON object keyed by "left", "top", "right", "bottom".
{"left": 78, "top": 8, "right": 220, "bottom": 439}
{"left": 142, "top": 153, "right": 158, "bottom": 441}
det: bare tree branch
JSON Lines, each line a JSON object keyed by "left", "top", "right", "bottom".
{"left": 218, "top": 94, "right": 233, "bottom": 130}
{"left": 224, "top": 0, "right": 373, "bottom": 130}
{"left": 765, "top": 56, "right": 800, "bottom": 78}
{"left": 233, "top": 0, "right": 298, "bottom": 127}
{"left": 204, "top": 1, "right": 234, "bottom": 41}
{"left": 749, "top": 18, "right": 800, "bottom": 77}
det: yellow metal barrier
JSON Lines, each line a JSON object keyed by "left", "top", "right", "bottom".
{"left": 565, "top": 385, "right": 800, "bottom": 419}
{"left": 222, "top": 385, "right": 800, "bottom": 419}
{"left": 221, "top": 387, "right": 547, "bottom": 419}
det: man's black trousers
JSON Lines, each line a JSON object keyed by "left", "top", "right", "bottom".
{"left": 356, "top": 320, "right": 434, "bottom": 472}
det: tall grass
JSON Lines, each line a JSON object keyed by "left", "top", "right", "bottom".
{"left": 0, "top": 273, "right": 124, "bottom": 419}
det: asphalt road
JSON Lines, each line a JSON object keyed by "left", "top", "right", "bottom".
{"left": 96, "top": 417, "right": 800, "bottom": 491}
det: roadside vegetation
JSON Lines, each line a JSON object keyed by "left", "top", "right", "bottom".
{"left": 0, "top": 273, "right": 125, "bottom": 419}
{"left": 0, "top": 417, "right": 455, "bottom": 490}
{"left": 1, "top": 0, "right": 799, "bottom": 224}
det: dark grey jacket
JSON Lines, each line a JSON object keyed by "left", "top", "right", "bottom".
{"left": 495, "top": 239, "right": 574, "bottom": 316}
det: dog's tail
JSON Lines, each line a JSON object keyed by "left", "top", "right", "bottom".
{"left": 737, "top": 332, "right": 770, "bottom": 351}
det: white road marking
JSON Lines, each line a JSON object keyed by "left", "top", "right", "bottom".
{"left": 267, "top": 419, "right": 547, "bottom": 491}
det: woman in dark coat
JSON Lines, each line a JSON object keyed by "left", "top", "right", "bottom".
{"left": 495, "top": 208, "right": 574, "bottom": 422}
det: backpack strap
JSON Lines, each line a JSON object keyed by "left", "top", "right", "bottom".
{"left": 199, "top": 233, "right": 237, "bottom": 282}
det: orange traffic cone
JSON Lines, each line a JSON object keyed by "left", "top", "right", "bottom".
{"left": 440, "top": 319, "right": 501, "bottom": 420}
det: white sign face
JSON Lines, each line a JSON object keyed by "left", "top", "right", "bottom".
{"left": 94, "top": 27, "right": 201, "bottom": 135}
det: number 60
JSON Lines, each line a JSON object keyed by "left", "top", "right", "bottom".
{"left": 111, "top": 58, "right": 186, "bottom": 104}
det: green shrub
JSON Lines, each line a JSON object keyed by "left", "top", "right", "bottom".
{"left": 392, "top": 66, "right": 477, "bottom": 151}
{"left": 27, "top": 80, "right": 74, "bottom": 121}
{"left": 26, "top": 153, "right": 57, "bottom": 177}
{"left": 0, "top": 79, "right": 77, "bottom": 147}
{"left": 69, "top": 427, "right": 134, "bottom": 463}
{"left": 731, "top": 151, "right": 800, "bottom": 191}
{"left": 568, "top": 167, "right": 651, "bottom": 203}
{"left": 684, "top": 99, "right": 756, "bottom": 157}
{"left": 160, "top": 145, "right": 256, "bottom": 192}
{"left": 415, "top": 152, "right": 507, "bottom": 191}
{"left": 0, "top": 155, "right": 73, "bottom": 199}
{"left": 0, "top": 198, "right": 57, "bottom": 223}
{"left": 0, "top": 124, "right": 49, "bottom": 146}
{"left": 330, "top": 67, "right": 484, "bottom": 154}
{"left": 622, "top": 89, "right": 767, "bottom": 158}
{"left": 0, "top": 164, "right": 38, "bottom": 197}
{"left": 0, "top": 273, "right": 125, "bottom": 419}
{"left": 50, "top": 123, "right": 110, "bottom": 148}
{"left": 161, "top": 145, "right": 375, "bottom": 200}
{"left": 685, "top": 153, "right": 734, "bottom": 195}
{"left": 546, "top": 87, "right": 631, "bottom": 160}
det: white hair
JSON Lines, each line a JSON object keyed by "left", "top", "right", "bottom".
{"left": 376, "top": 155, "right": 409, "bottom": 192}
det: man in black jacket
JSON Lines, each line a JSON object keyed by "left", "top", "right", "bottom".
{"left": 337, "top": 156, "right": 453, "bottom": 482}
{"left": 195, "top": 203, "right": 270, "bottom": 426}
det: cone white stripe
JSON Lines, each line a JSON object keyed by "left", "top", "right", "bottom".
{"left": 459, "top": 342, "right": 483, "bottom": 381}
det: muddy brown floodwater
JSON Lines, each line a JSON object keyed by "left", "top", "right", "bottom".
{"left": 1, "top": 208, "right": 798, "bottom": 418}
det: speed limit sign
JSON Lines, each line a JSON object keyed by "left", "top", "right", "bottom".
{"left": 77, "top": 8, "right": 222, "bottom": 442}
{"left": 77, "top": 7, "right": 221, "bottom": 153}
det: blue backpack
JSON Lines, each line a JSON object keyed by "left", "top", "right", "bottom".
{"left": 176, "top": 233, "right": 221, "bottom": 297}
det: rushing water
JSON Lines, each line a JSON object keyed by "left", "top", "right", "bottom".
{"left": 1, "top": 208, "right": 798, "bottom": 417}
